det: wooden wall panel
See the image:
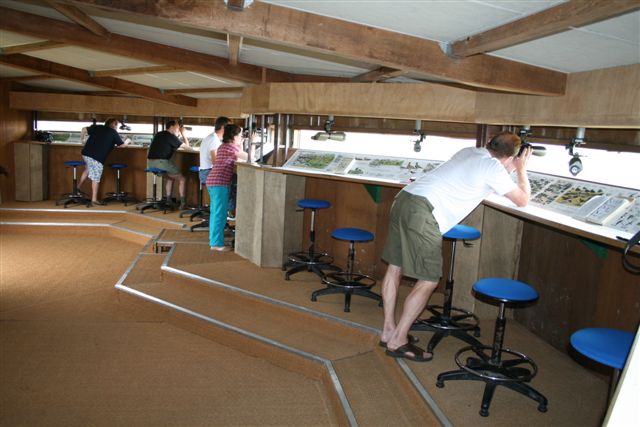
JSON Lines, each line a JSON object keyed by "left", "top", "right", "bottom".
{"left": 476, "top": 64, "right": 640, "bottom": 130}
{"left": 515, "top": 220, "right": 640, "bottom": 352}
{"left": 0, "top": 82, "right": 30, "bottom": 203}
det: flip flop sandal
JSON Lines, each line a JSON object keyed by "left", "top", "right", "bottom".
{"left": 378, "top": 334, "right": 418, "bottom": 348}
{"left": 385, "top": 342, "right": 433, "bottom": 362}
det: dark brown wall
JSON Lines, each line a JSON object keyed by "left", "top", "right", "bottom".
{"left": 515, "top": 221, "right": 640, "bottom": 351}
{"left": 0, "top": 82, "right": 31, "bottom": 202}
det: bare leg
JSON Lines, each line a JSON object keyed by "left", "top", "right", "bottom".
{"left": 176, "top": 174, "right": 186, "bottom": 198}
{"left": 91, "top": 180, "right": 99, "bottom": 202}
{"left": 381, "top": 264, "right": 402, "bottom": 343}
{"left": 78, "top": 167, "right": 89, "bottom": 189}
{"left": 386, "top": 279, "right": 438, "bottom": 356}
{"left": 165, "top": 176, "right": 175, "bottom": 199}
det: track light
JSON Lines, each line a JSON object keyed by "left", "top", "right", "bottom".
{"left": 413, "top": 120, "right": 425, "bottom": 152}
{"left": 566, "top": 127, "right": 586, "bottom": 176}
{"left": 119, "top": 115, "right": 131, "bottom": 131}
{"left": 517, "top": 126, "right": 546, "bottom": 157}
{"left": 311, "top": 115, "right": 346, "bottom": 141}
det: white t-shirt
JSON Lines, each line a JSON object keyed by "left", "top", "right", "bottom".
{"left": 403, "top": 147, "right": 517, "bottom": 234}
{"left": 199, "top": 131, "right": 222, "bottom": 170}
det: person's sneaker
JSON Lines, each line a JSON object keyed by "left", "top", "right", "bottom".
{"left": 210, "top": 246, "right": 231, "bottom": 252}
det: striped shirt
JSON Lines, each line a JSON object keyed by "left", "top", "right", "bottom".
{"left": 206, "top": 143, "right": 239, "bottom": 187}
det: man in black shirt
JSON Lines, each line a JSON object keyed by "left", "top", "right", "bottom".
{"left": 147, "top": 120, "right": 190, "bottom": 209}
{"left": 79, "top": 118, "right": 130, "bottom": 206}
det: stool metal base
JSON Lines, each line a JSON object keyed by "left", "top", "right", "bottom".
{"left": 103, "top": 191, "right": 136, "bottom": 206}
{"left": 190, "top": 218, "right": 209, "bottom": 232}
{"left": 284, "top": 252, "right": 340, "bottom": 281}
{"left": 56, "top": 192, "right": 91, "bottom": 208}
{"left": 412, "top": 304, "right": 482, "bottom": 353}
{"left": 311, "top": 272, "right": 381, "bottom": 312}
{"left": 436, "top": 345, "right": 547, "bottom": 417}
{"left": 136, "top": 199, "right": 172, "bottom": 214}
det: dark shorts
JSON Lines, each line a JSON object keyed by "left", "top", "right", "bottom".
{"left": 382, "top": 191, "right": 442, "bottom": 282}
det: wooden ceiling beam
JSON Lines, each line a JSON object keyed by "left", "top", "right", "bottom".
{"left": 0, "top": 7, "right": 347, "bottom": 86}
{"left": 351, "top": 67, "right": 404, "bottom": 83}
{"left": 0, "top": 54, "right": 197, "bottom": 106}
{"left": 69, "top": 0, "right": 567, "bottom": 95}
{"left": 0, "top": 74, "right": 57, "bottom": 82}
{"left": 44, "top": 0, "right": 110, "bottom": 37}
{"left": 227, "top": 34, "right": 243, "bottom": 66}
{"left": 92, "top": 65, "right": 180, "bottom": 77}
{"left": 0, "top": 41, "right": 67, "bottom": 54}
{"left": 450, "top": 0, "right": 640, "bottom": 58}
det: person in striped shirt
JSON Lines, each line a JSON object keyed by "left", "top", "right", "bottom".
{"left": 206, "top": 124, "right": 248, "bottom": 251}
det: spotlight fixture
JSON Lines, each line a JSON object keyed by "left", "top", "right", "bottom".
{"left": 91, "top": 113, "right": 97, "bottom": 126}
{"left": 413, "top": 119, "right": 425, "bottom": 152}
{"left": 566, "top": 127, "right": 586, "bottom": 176}
{"left": 517, "top": 125, "right": 546, "bottom": 157}
{"left": 119, "top": 115, "right": 131, "bottom": 131}
{"left": 224, "top": 0, "right": 254, "bottom": 11}
{"left": 311, "top": 115, "right": 346, "bottom": 141}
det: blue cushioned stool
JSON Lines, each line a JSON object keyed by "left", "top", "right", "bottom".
{"left": 311, "top": 227, "right": 382, "bottom": 312}
{"left": 136, "top": 168, "right": 171, "bottom": 214}
{"left": 412, "top": 224, "right": 482, "bottom": 354}
{"left": 56, "top": 160, "right": 91, "bottom": 208}
{"left": 103, "top": 163, "right": 136, "bottom": 205}
{"left": 436, "top": 278, "right": 548, "bottom": 417}
{"left": 571, "top": 328, "right": 634, "bottom": 399}
{"left": 284, "top": 199, "right": 341, "bottom": 280}
{"left": 180, "top": 166, "right": 210, "bottom": 231}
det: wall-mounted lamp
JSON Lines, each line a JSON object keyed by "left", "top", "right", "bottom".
{"left": 517, "top": 125, "right": 546, "bottom": 157}
{"left": 413, "top": 119, "right": 426, "bottom": 152}
{"left": 566, "top": 127, "right": 586, "bottom": 176}
{"left": 311, "top": 115, "right": 346, "bottom": 141}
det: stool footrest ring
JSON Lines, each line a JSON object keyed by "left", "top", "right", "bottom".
{"left": 287, "top": 251, "right": 334, "bottom": 266}
{"left": 453, "top": 345, "right": 538, "bottom": 383}
{"left": 322, "top": 272, "right": 376, "bottom": 289}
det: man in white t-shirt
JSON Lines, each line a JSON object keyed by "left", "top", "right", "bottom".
{"left": 380, "top": 131, "right": 532, "bottom": 362}
{"left": 199, "top": 116, "right": 231, "bottom": 184}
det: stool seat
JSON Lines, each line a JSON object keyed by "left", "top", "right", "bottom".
{"left": 284, "top": 199, "right": 340, "bottom": 281}
{"left": 331, "top": 227, "right": 374, "bottom": 242}
{"left": 137, "top": 168, "right": 171, "bottom": 214}
{"left": 443, "top": 224, "right": 482, "bottom": 240}
{"left": 189, "top": 165, "right": 200, "bottom": 173}
{"left": 145, "top": 167, "right": 167, "bottom": 174}
{"left": 56, "top": 160, "right": 90, "bottom": 208}
{"left": 437, "top": 277, "right": 547, "bottom": 417}
{"left": 311, "top": 227, "right": 381, "bottom": 312}
{"left": 411, "top": 223, "right": 482, "bottom": 354}
{"left": 103, "top": 163, "right": 135, "bottom": 206}
{"left": 64, "top": 160, "right": 85, "bottom": 167}
{"left": 571, "top": 328, "right": 634, "bottom": 370}
{"left": 474, "top": 278, "right": 539, "bottom": 303}
{"left": 298, "top": 199, "right": 331, "bottom": 210}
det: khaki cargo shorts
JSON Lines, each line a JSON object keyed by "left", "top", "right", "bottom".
{"left": 147, "top": 158, "right": 180, "bottom": 176}
{"left": 382, "top": 191, "right": 442, "bottom": 282}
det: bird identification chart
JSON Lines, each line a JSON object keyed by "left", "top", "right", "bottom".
{"left": 283, "top": 149, "right": 442, "bottom": 183}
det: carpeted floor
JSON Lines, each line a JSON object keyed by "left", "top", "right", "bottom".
{"left": 0, "top": 230, "right": 339, "bottom": 426}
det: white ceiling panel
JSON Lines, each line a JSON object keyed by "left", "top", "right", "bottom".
{"left": 492, "top": 27, "right": 640, "bottom": 73}
{"left": 0, "top": 0, "right": 70, "bottom": 22}
{"left": 118, "top": 71, "right": 239, "bottom": 90}
{"left": 0, "top": 64, "right": 36, "bottom": 77}
{"left": 26, "top": 46, "right": 157, "bottom": 72}
{"left": 94, "top": 17, "right": 230, "bottom": 58}
{"left": 241, "top": 44, "right": 369, "bottom": 77}
{"left": 0, "top": 30, "right": 45, "bottom": 47}
{"left": 578, "top": 11, "right": 640, "bottom": 45}
{"left": 260, "top": 0, "right": 563, "bottom": 42}
{"left": 186, "top": 92, "right": 243, "bottom": 99}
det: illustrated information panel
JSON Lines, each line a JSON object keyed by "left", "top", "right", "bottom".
{"left": 283, "top": 150, "right": 639, "bottom": 235}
